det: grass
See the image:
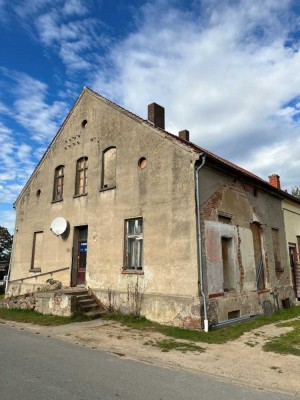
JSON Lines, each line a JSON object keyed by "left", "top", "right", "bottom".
{"left": 104, "top": 307, "right": 300, "bottom": 345}
{"left": 144, "top": 338, "right": 205, "bottom": 353}
{"left": 263, "top": 319, "right": 300, "bottom": 356}
{"left": 0, "top": 294, "right": 4, "bottom": 300}
{"left": 0, "top": 308, "right": 91, "bottom": 326}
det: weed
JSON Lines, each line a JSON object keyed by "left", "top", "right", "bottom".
{"left": 127, "top": 278, "right": 144, "bottom": 317}
{"left": 153, "top": 339, "right": 205, "bottom": 353}
{"left": 244, "top": 341, "right": 255, "bottom": 347}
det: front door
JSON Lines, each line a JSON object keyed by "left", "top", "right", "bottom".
{"left": 72, "top": 226, "right": 88, "bottom": 286}
{"left": 77, "top": 239, "right": 87, "bottom": 285}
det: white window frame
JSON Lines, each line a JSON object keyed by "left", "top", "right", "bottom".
{"left": 124, "top": 218, "right": 143, "bottom": 271}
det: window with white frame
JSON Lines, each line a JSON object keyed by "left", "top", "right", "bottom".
{"left": 75, "top": 157, "right": 88, "bottom": 195}
{"left": 124, "top": 218, "right": 143, "bottom": 270}
{"left": 53, "top": 165, "right": 64, "bottom": 201}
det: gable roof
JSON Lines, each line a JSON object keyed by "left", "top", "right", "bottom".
{"left": 14, "top": 86, "right": 300, "bottom": 207}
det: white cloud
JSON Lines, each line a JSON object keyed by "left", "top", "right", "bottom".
{"left": 3, "top": 71, "right": 69, "bottom": 142}
{"left": 0, "top": 71, "right": 68, "bottom": 205}
{"left": 91, "top": 0, "right": 300, "bottom": 189}
{"left": 63, "top": 0, "right": 88, "bottom": 16}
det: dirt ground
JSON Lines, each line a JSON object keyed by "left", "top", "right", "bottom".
{"left": 2, "top": 318, "right": 300, "bottom": 397}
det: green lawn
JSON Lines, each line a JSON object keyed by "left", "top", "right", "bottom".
{"left": 263, "top": 319, "right": 300, "bottom": 356}
{"left": 104, "top": 307, "right": 300, "bottom": 345}
{"left": 0, "top": 308, "right": 90, "bottom": 326}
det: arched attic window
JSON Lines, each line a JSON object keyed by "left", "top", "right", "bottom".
{"left": 101, "top": 147, "right": 116, "bottom": 190}
{"left": 53, "top": 165, "right": 64, "bottom": 201}
{"left": 75, "top": 157, "right": 88, "bottom": 195}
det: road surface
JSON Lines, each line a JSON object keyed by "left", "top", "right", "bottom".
{"left": 0, "top": 324, "right": 294, "bottom": 400}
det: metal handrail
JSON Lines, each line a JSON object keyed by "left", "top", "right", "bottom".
{"left": 9, "top": 267, "right": 70, "bottom": 283}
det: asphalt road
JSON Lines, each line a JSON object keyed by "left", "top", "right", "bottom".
{"left": 0, "top": 324, "right": 295, "bottom": 400}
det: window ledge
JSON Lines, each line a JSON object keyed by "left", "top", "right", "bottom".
{"left": 208, "top": 293, "right": 224, "bottom": 299}
{"left": 73, "top": 193, "right": 88, "bottom": 198}
{"left": 99, "top": 186, "right": 116, "bottom": 192}
{"left": 122, "top": 269, "right": 144, "bottom": 275}
{"left": 29, "top": 268, "right": 41, "bottom": 273}
{"left": 51, "top": 199, "right": 63, "bottom": 204}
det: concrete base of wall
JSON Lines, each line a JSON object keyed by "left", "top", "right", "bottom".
{"left": 208, "top": 285, "right": 295, "bottom": 324}
{"left": 3, "top": 288, "right": 77, "bottom": 317}
{"left": 35, "top": 291, "right": 77, "bottom": 317}
{"left": 5, "top": 282, "right": 297, "bottom": 329}
{"left": 91, "top": 288, "right": 202, "bottom": 329}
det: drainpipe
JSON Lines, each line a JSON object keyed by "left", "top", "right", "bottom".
{"left": 195, "top": 153, "right": 208, "bottom": 332}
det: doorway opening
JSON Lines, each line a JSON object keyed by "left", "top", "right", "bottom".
{"left": 72, "top": 225, "right": 88, "bottom": 286}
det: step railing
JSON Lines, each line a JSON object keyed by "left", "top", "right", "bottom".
{"left": 9, "top": 267, "right": 70, "bottom": 283}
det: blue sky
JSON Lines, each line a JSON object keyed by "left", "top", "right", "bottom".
{"left": 1, "top": 0, "right": 300, "bottom": 232}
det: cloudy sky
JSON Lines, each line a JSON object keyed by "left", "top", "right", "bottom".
{"left": 1, "top": 0, "right": 300, "bottom": 232}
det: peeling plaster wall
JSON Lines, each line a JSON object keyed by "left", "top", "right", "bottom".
{"left": 199, "top": 165, "right": 295, "bottom": 322}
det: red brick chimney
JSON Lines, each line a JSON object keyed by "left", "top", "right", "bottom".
{"left": 268, "top": 174, "right": 281, "bottom": 189}
{"left": 148, "top": 103, "right": 165, "bottom": 129}
{"left": 179, "top": 130, "right": 190, "bottom": 141}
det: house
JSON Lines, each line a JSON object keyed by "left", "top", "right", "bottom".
{"left": 268, "top": 175, "right": 300, "bottom": 300}
{"left": 7, "top": 87, "right": 296, "bottom": 329}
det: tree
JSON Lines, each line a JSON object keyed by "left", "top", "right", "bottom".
{"left": 0, "top": 226, "right": 13, "bottom": 263}
{"left": 291, "top": 186, "right": 300, "bottom": 200}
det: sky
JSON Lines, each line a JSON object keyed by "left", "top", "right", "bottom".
{"left": 1, "top": 0, "right": 300, "bottom": 233}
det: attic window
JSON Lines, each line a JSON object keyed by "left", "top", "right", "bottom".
{"left": 81, "top": 119, "right": 88, "bottom": 128}
{"left": 138, "top": 157, "right": 147, "bottom": 169}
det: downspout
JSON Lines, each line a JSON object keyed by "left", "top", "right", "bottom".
{"left": 195, "top": 153, "right": 208, "bottom": 332}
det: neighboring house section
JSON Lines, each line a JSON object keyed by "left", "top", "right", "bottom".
{"left": 7, "top": 87, "right": 297, "bottom": 329}
{"left": 199, "top": 167, "right": 294, "bottom": 324}
{"left": 281, "top": 197, "right": 300, "bottom": 300}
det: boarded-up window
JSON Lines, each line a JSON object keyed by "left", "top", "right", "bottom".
{"left": 124, "top": 218, "right": 143, "bottom": 270}
{"left": 53, "top": 165, "right": 64, "bottom": 201}
{"left": 221, "top": 237, "right": 235, "bottom": 291}
{"left": 272, "top": 228, "right": 282, "bottom": 271}
{"left": 101, "top": 147, "right": 116, "bottom": 189}
{"left": 31, "top": 232, "right": 43, "bottom": 270}
{"left": 250, "top": 222, "right": 265, "bottom": 290}
{"left": 75, "top": 157, "right": 88, "bottom": 195}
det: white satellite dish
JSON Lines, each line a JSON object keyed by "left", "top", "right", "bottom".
{"left": 50, "top": 217, "right": 67, "bottom": 236}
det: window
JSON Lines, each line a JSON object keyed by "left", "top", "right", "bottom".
{"left": 53, "top": 165, "right": 64, "bottom": 201}
{"left": 272, "top": 228, "right": 282, "bottom": 272}
{"left": 75, "top": 157, "right": 88, "bottom": 195}
{"left": 101, "top": 147, "right": 116, "bottom": 190}
{"left": 31, "top": 231, "right": 44, "bottom": 271}
{"left": 124, "top": 218, "right": 143, "bottom": 271}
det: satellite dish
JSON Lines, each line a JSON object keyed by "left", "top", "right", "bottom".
{"left": 50, "top": 217, "right": 67, "bottom": 236}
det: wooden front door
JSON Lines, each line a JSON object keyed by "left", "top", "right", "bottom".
{"left": 72, "top": 226, "right": 88, "bottom": 286}
{"left": 77, "top": 239, "right": 87, "bottom": 285}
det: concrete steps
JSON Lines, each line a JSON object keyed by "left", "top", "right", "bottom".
{"left": 74, "top": 289, "right": 107, "bottom": 318}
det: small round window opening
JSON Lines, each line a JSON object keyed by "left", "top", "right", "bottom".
{"left": 36, "top": 189, "right": 41, "bottom": 197}
{"left": 138, "top": 157, "right": 147, "bottom": 169}
{"left": 81, "top": 119, "right": 88, "bottom": 128}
